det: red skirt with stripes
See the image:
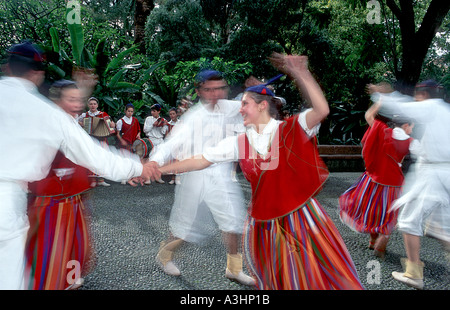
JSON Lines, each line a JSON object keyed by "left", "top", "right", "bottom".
{"left": 243, "top": 198, "right": 364, "bottom": 290}
{"left": 25, "top": 195, "right": 92, "bottom": 290}
{"left": 339, "top": 172, "right": 401, "bottom": 235}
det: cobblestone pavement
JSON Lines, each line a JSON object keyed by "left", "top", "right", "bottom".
{"left": 79, "top": 172, "right": 449, "bottom": 292}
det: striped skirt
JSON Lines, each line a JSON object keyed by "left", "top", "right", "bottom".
{"left": 339, "top": 172, "right": 401, "bottom": 235}
{"left": 243, "top": 198, "right": 364, "bottom": 290}
{"left": 25, "top": 195, "right": 92, "bottom": 290}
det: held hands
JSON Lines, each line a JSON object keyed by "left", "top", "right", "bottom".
{"left": 128, "top": 161, "right": 162, "bottom": 186}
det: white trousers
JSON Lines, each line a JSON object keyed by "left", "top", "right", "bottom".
{"left": 169, "top": 164, "right": 246, "bottom": 243}
{"left": 0, "top": 182, "right": 29, "bottom": 290}
{"left": 395, "top": 163, "right": 450, "bottom": 241}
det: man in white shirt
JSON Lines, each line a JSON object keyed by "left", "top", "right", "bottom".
{"left": 143, "top": 104, "right": 169, "bottom": 147}
{"left": 0, "top": 41, "right": 153, "bottom": 289}
{"left": 143, "top": 104, "right": 168, "bottom": 184}
{"left": 376, "top": 80, "right": 450, "bottom": 289}
{"left": 148, "top": 70, "right": 254, "bottom": 286}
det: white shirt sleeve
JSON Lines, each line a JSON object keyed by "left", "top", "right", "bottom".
{"left": 116, "top": 119, "right": 123, "bottom": 132}
{"left": 203, "top": 136, "right": 239, "bottom": 164}
{"left": 392, "top": 127, "right": 410, "bottom": 140}
{"left": 57, "top": 112, "right": 143, "bottom": 181}
{"left": 298, "top": 108, "right": 320, "bottom": 137}
{"left": 143, "top": 116, "right": 153, "bottom": 136}
{"left": 149, "top": 118, "right": 189, "bottom": 166}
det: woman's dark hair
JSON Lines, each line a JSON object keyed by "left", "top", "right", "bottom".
{"left": 48, "top": 80, "right": 78, "bottom": 102}
{"left": 244, "top": 91, "right": 284, "bottom": 120}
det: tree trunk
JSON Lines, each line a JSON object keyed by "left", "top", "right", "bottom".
{"left": 386, "top": 0, "right": 450, "bottom": 94}
{"left": 134, "top": 0, "right": 155, "bottom": 53}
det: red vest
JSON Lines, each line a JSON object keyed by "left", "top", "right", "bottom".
{"left": 28, "top": 151, "right": 91, "bottom": 198}
{"left": 120, "top": 117, "right": 141, "bottom": 145}
{"left": 238, "top": 116, "right": 329, "bottom": 221}
{"left": 362, "top": 120, "right": 412, "bottom": 186}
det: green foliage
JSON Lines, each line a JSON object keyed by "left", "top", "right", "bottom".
{"left": 145, "top": 0, "right": 216, "bottom": 64}
{"left": 146, "top": 56, "right": 253, "bottom": 108}
{"left": 1, "top": 0, "right": 449, "bottom": 144}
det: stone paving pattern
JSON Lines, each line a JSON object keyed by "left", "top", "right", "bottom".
{"left": 79, "top": 172, "right": 449, "bottom": 291}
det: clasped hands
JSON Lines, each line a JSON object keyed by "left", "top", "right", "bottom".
{"left": 128, "top": 160, "right": 163, "bottom": 186}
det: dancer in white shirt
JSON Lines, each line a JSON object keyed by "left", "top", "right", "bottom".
{"left": 148, "top": 70, "right": 254, "bottom": 286}
{"left": 376, "top": 80, "right": 450, "bottom": 289}
{"left": 0, "top": 41, "right": 153, "bottom": 289}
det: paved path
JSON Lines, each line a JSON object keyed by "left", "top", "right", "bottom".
{"left": 79, "top": 172, "right": 449, "bottom": 291}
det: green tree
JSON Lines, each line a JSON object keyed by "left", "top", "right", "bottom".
{"left": 145, "top": 0, "right": 217, "bottom": 65}
{"left": 351, "top": 0, "right": 450, "bottom": 92}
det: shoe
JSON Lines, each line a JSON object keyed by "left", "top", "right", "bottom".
{"left": 175, "top": 176, "right": 181, "bottom": 185}
{"left": 144, "top": 179, "right": 151, "bottom": 185}
{"left": 155, "top": 239, "right": 183, "bottom": 276}
{"left": 156, "top": 179, "right": 165, "bottom": 184}
{"left": 392, "top": 258, "right": 424, "bottom": 290}
{"left": 121, "top": 180, "right": 127, "bottom": 185}
{"left": 98, "top": 181, "right": 110, "bottom": 187}
{"left": 226, "top": 253, "right": 256, "bottom": 286}
{"left": 169, "top": 180, "right": 175, "bottom": 185}
{"left": 392, "top": 271, "right": 424, "bottom": 290}
{"left": 225, "top": 269, "right": 256, "bottom": 286}
{"left": 90, "top": 182, "right": 97, "bottom": 188}
{"left": 157, "top": 259, "right": 181, "bottom": 276}
{"left": 156, "top": 248, "right": 181, "bottom": 276}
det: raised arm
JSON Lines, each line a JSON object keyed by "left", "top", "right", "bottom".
{"left": 365, "top": 102, "right": 381, "bottom": 127}
{"left": 269, "top": 53, "right": 329, "bottom": 129}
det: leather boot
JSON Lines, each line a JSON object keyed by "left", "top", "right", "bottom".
{"left": 225, "top": 253, "right": 256, "bottom": 286}
{"left": 156, "top": 239, "right": 183, "bottom": 276}
{"left": 392, "top": 258, "right": 424, "bottom": 289}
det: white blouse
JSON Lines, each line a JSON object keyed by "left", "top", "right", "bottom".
{"left": 203, "top": 109, "right": 319, "bottom": 163}
{"left": 116, "top": 115, "right": 134, "bottom": 131}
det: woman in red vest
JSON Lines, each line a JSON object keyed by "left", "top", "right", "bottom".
{"left": 115, "top": 104, "right": 142, "bottom": 185}
{"left": 339, "top": 97, "right": 414, "bottom": 258}
{"left": 155, "top": 53, "right": 364, "bottom": 290}
{"left": 26, "top": 80, "right": 93, "bottom": 290}
{"left": 116, "top": 103, "right": 141, "bottom": 151}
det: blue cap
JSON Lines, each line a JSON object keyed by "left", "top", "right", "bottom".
{"left": 195, "top": 70, "right": 223, "bottom": 84}
{"left": 416, "top": 79, "right": 441, "bottom": 89}
{"left": 52, "top": 79, "right": 76, "bottom": 88}
{"left": 151, "top": 104, "right": 162, "bottom": 111}
{"left": 245, "top": 74, "right": 284, "bottom": 97}
{"left": 8, "top": 41, "right": 45, "bottom": 63}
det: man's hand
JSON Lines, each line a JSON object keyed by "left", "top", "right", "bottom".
{"left": 128, "top": 177, "right": 143, "bottom": 186}
{"left": 141, "top": 160, "right": 161, "bottom": 182}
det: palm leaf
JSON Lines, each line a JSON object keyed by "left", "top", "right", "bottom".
{"left": 105, "top": 45, "right": 138, "bottom": 74}
{"left": 66, "top": 8, "right": 84, "bottom": 66}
